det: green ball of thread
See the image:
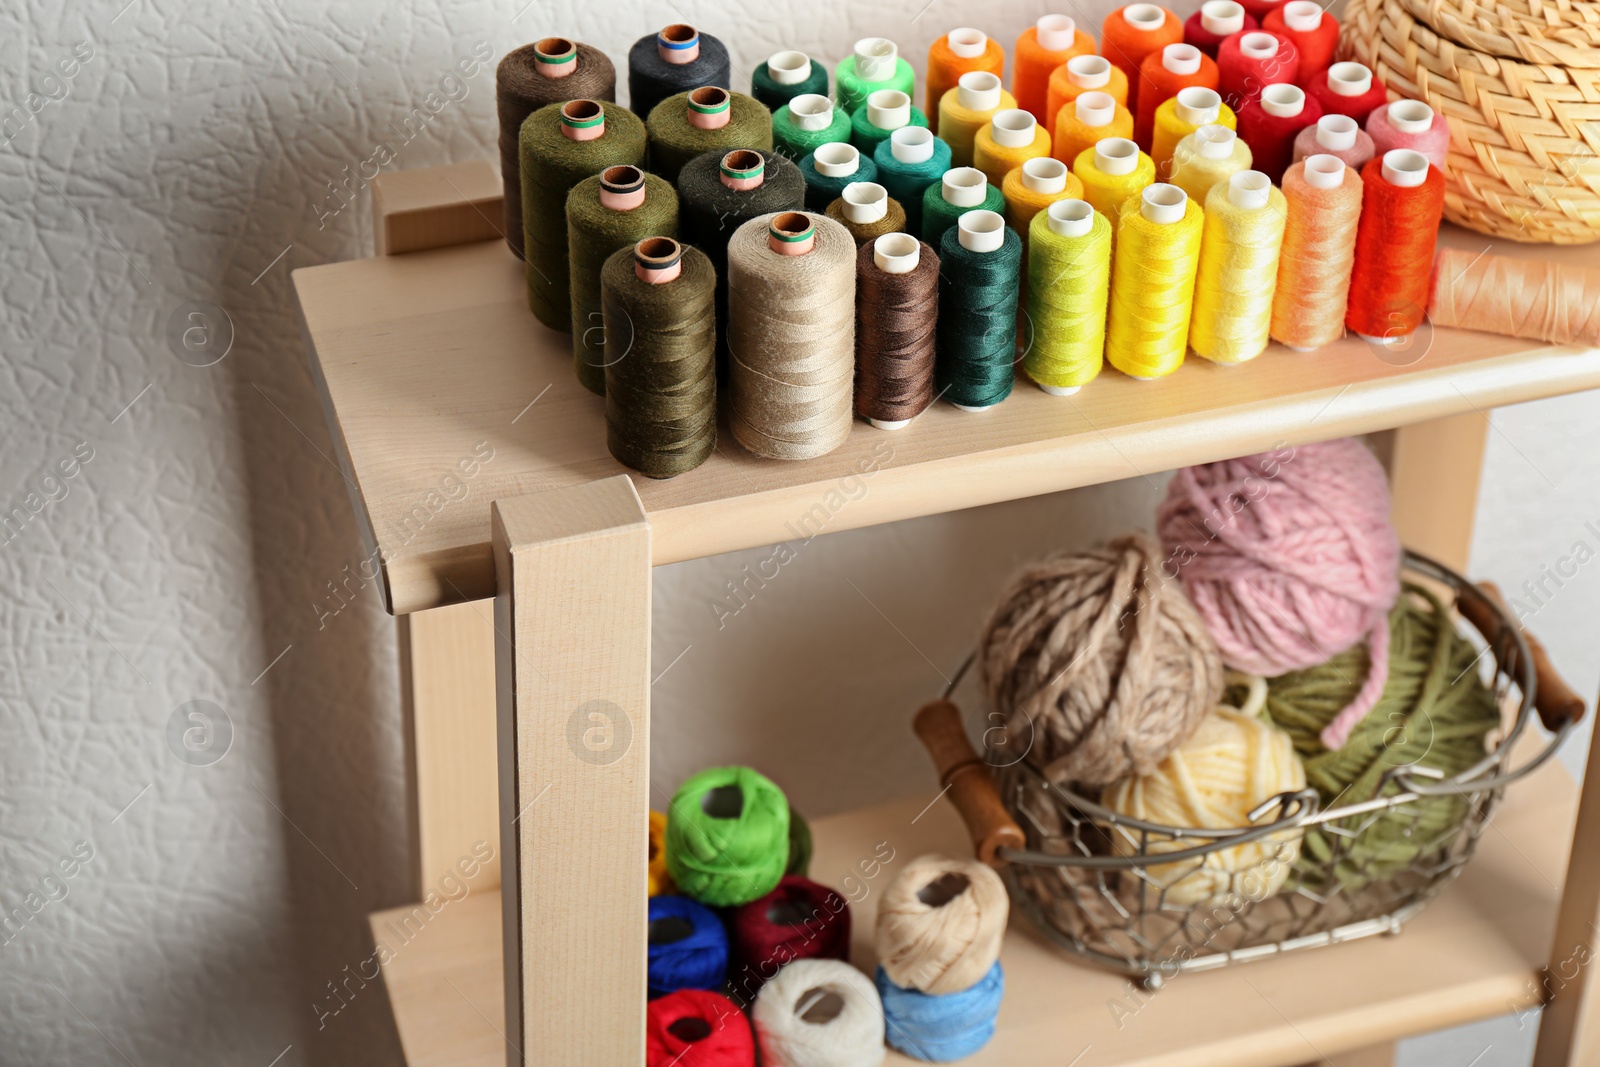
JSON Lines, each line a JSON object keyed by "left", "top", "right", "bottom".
{"left": 921, "top": 178, "right": 1005, "bottom": 250}
{"left": 936, "top": 224, "right": 1023, "bottom": 409}
{"left": 772, "top": 100, "right": 853, "bottom": 160}
{"left": 646, "top": 90, "right": 774, "bottom": 185}
{"left": 751, "top": 57, "right": 829, "bottom": 112}
{"left": 520, "top": 102, "right": 647, "bottom": 331}
{"left": 1024, "top": 205, "right": 1112, "bottom": 391}
{"left": 833, "top": 55, "right": 917, "bottom": 114}
{"left": 666, "top": 766, "right": 791, "bottom": 906}
{"left": 799, "top": 149, "right": 878, "bottom": 213}
{"left": 567, "top": 173, "right": 679, "bottom": 395}
{"left": 850, "top": 104, "right": 928, "bottom": 155}
{"left": 787, "top": 808, "right": 812, "bottom": 876}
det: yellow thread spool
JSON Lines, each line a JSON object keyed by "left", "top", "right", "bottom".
{"left": 1053, "top": 90, "right": 1133, "bottom": 168}
{"left": 1025, "top": 199, "right": 1112, "bottom": 392}
{"left": 1106, "top": 183, "right": 1204, "bottom": 380}
{"left": 1151, "top": 86, "right": 1235, "bottom": 180}
{"left": 939, "top": 71, "right": 1017, "bottom": 168}
{"left": 649, "top": 810, "right": 675, "bottom": 895}
{"left": 1072, "top": 138, "right": 1156, "bottom": 227}
{"left": 1168, "top": 124, "right": 1251, "bottom": 208}
{"left": 974, "top": 108, "right": 1052, "bottom": 188}
{"left": 1190, "top": 170, "right": 1287, "bottom": 364}
{"left": 1003, "top": 156, "right": 1084, "bottom": 236}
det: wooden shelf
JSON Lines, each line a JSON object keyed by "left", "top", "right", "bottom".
{"left": 370, "top": 733, "right": 1575, "bottom": 1067}
{"left": 295, "top": 225, "right": 1600, "bottom": 615}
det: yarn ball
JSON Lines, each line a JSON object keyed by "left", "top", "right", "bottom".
{"left": 875, "top": 962, "right": 1003, "bottom": 1062}
{"left": 727, "top": 876, "right": 851, "bottom": 1002}
{"left": 647, "top": 989, "right": 757, "bottom": 1067}
{"left": 666, "top": 766, "right": 791, "bottom": 906}
{"left": 788, "top": 809, "right": 813, "bottom": 876}
{"left": 1156, "top": 438, "right": 1402, "bottom": 749}
{"left": 753, "top": 958, "right": 886, "bottom": 1067}
{"left": 876, "top": 854, "right": 1007, "bottom": 996}
{"left": 980, "top": 533, "right": 1226, "bottom": 787}
{"left": 648, "top": 894, "right": 729, "bottom": 998}
{"left": 1249, "top": 583, "right": 1502, "bottom": 889}
{"left": 649, "top": 810, "right": 675, "bottom": 896}
{"left": 1103, "top": 675, "right": 1307, "bottom": 907}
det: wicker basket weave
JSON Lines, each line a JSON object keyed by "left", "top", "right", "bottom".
{"left": 1397, "top": 0, "right": 1600, "bottom": 66}
{"left": 1342, "top": 0, "right": 1600, "bottom": 243}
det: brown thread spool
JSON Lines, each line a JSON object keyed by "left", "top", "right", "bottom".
{"left": 856, "top": 233, "right": 939, "bottom": 428}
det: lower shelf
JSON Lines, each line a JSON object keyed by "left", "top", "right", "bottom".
{"left": 371, "top": 735, "right": 1574, "bottom": 1067}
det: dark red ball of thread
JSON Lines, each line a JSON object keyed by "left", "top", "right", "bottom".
{"left": 646, "top": 989, "right": 756, "bottom": 1067}
{"left": 1236, "top": 91, "right": 1321, "bottom": 180}
{"left": 1217, "top": 30, "right": 1299, "bottom": 111}
{"left": 725, "top": 876, "right": 851, "bottom": 1004}
{"left": 1346, "top": 157, "right": 1446, "bottom": 340}
{"left": 1262, "top": 5, "right": 1339, "bottom": 77}
{"left": 1305, "top": 67, "right": 1388, "bottom": 124}
{"left": 1183, "top": 8, "right": 1259, "bottom": 57}
{"left": 1239, "top": 0, "right": 1285, "bottom": 20}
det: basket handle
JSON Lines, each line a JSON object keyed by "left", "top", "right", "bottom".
{"left": 912, "top": 699, "right": 1026, "bottom": 867}
{"left": 1457, "top": 580, "right": 1585, "bottom": 730}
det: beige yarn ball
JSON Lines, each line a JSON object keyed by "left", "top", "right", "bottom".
{"left": 980, "top": 532, "right": 1225, "bottom": 788}
{"left": 875, "top": 854, "right": 1008, "bottom": 995}
{"left": 1103, "top": 676, "right": 1308, "bottom": 908}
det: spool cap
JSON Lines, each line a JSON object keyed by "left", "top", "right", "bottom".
{"left": 1386, "top": 100, "right": 1434, "bottom": 134}
{"left": 1328, "top": 62, "right": 1372, "bottom": 97}
{"left": 1195, "top": 124, "right": 1236, "bottom": 159}
{"left": 867, "top": 90, "right": 912, "bottom": 131}
{"left": 957, "top": 71, "right": 1003, "bottom": 112}
{"left": 1095, "top": 137, "right": 1140, "bottom": 176}
{"left": 1141, "top": 182, "right": 1188, "bottom": 223}
{"left": 534, "top": 37, "right": 578, "bottom": 80}
{"left": 989, "top": 109, "right": 1037, "bottom": 148}
{"left": 942, "top": 167, "right": 988, "bottom": 207}
{"left": 812, "top": 142, "right": 860, "bottom": 178}
{"left": 658, "top": 24, "right": 701, "bottom": 65}
{"left": 789, "top": 94, "right": 834, "bottom": 131}
{"left": 1228, "top": 169, "right": 1271, "bottom": 208}
{"left": 873, "top": 230, "right": 921, "bottom": 274}
{"left": 1077, "top": 91, "right": 1117, "bottom": 128}
{"left": 634, "top": 236, "right": 684, "bottom": 283}
{"left": 767, "top": 50, "right": 812, "bottom": 85}
{"left": 1381, "top": 148, "right": 1430, "bottom": 188}
{"left": 1175, "top": 86, "right": 1220, "bottom": 125}
{"left": 599, "top": 164, "right": 647, "bottom": 210}
{"left": 687, "top": 86, "right": 732, "bottom": 130}
{"left": 1201, "top": 0, "right": 1245, "bottom": 36}
{"left": 559, "top": 99, "right": 606, "bottom": 141}
{"left": 947, "top": 27, "right": 988, "bottom": 58}
{"left": 1163, "top": 44, "right": 1202, "bottom": 76}
{"left": 1067, "top": 55, "right": 1112, "bottom": 89}
{"left": 1283, "top": 1, "right": 1322, "bottom": 30}
{"left": 1021, "top": 156, "right": 1068, "bottom": 194}
{"left": 890, "top": 126, "right": 935, "bottom": 164}
{"left": 1046, "top": 197, "right": 1095, "bottom": 237}
{"left": 1260, "top": 84, "right": 1305, "bottom": 118}
{"left": 842, "top": 181, "right": 889, "bottom": 224}
{"left": 1239, "top": 32, "right": 1279, "bottom": 59}
{"left": 1315, "top": 114, "right": 1358, "bottom": 150}
{"left": 1036, "top": 14, "right": 1077, "bottom": 52}
{"left": 1301, "top": 152, "right": 1345, "bottom": 189}
{"left": 720, "top": 149, "right": 767, "bottom": 190}
{"left": 768, "top": 211, "right": 817, "bottom": 255}
{"left": 1124, "top": 4, "right": 1166, "bottom": 29}
{"left": 957, "top": 208, "right": 1005, "bottom": 252}
{"left": 855, "top": 37, "right": 899, "bottom": 82}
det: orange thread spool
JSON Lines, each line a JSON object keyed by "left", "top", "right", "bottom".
{"left": 1054, "top": 91, "right": 1135, "bottom": 167}
{"left": 1013, "top": 15, "right": 1096, "bottom": 125}
{"left": 1101, "top": 4, "right": 1182, "bottom": 115}
{"left": 927, "top": 28, "right": 1005, "bottom": 135}
{"left": 1047, "top": 55, "right": 1130, "bottom": 133}
{"left": 1136, "top": 43, "right": 1218, "bottom": 149}
{"left": 1346, "top": 150, "right": 1445, "bottom": 342}
{"left": 1271, "top": 155, "right": 1364, "bottom": 350}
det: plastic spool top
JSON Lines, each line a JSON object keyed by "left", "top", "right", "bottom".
{"left": 1282, "top": 0, "right": 1323, "bottom": 30}
{"left": 1176, "top": 86, "right": 1221, "bottom": 125}
{"left": 1302, "top": 152, "right": 1344, "bottom": 189}
{"left": 1036, "top": 14, "right": 1078, "bottom": 51}
{"left": 1067, "top": 54, "right": 1112, "bottom": 89}
{"left": 1260, "top": 83, "right": 1305, "bottom": 118}
{"left": 1077, "top": 91, "right": 1117, "bottom": 127}
{"left": 1228, "top": 168, "right": 1271, "bottom": 208}
{"left": 1124, "top": 4, "right": 1167, "bottom": 29}
{"left": 789, "top": 94, "right": 834, "bottom": 130}
{"left": 841, "top": 180, "right": 889, "bottom": 223}
{"left": 855, "top": 37, "right": 899, "bottom": 82}
{"left": 1239, "top": 32, "right": 1279, "bottom": 59}
{"left": 942, "top": 167, "right": 989, "bottom": 206}
{"left": 1315, "top": 113, "right": 1358, "bottom": 150}
{"left": 1328, "top": 61, "right": 1372, "bottom": 97}
{"left": 767, "top": 50, "right": 812, "bottom": 85}
{"left": 1095, "top": 137, "right": 1140, "bottom": 176}
{"left": 1387, "top": 100, "right": 1434, "bottom": 134}
{"left": 1196, "top": 124, "right": 1237, "bottom": 158}
{"left": 1021, "top": 156, "right": 1069, "bottom": 193}
{"left": 990, "top": 109, "right": 1037, "bottom": 148}
{"left": 1164, "top": 44, "right": 1203, "bottom": 75}
{"left": 1201, "top": 0, "right": 1246, "bottom": 36}
{"left": 958, "top": 71, "right": 1003, "bottom": 111}
{"left": 947, "top": 28, "right": 989, "bottom": 58}
{"left": 867, "top": 90, "right": 912, "bottom": 130}
{"left": 890, "top": 125, "right": 935, "bottom": 163}
{"left": 812, "top": 141, "right": 861, "bottom": 178}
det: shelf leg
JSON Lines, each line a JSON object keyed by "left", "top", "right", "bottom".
{"left": 1373, "top": 412, "right": 1490, "bottom": 572}
{"left": 492, "top": 476, "right": 651, "bottom": 1067}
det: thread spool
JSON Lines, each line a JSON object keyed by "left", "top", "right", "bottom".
{"left": 1106, "top": 183, "right": 1203, "bottom": 378}
{"left": 1366, "top": 101, "right": 1449, "bottom": 170}
{"left": 1235, "top": 82, "right": 1320, "bottom": 182}
{"left": 1272, "top": 156, "right": 1363, "bottom": 350}
{"left": 938, "top": 72, "right": 1018, "bottom": 169}
{"left": 801, "top": 143, "right": 879, "bottom": 212}
{"left": 727, "top": 876, "right": 852, "bottom": 1002}
{"left": 937, "top": 211, "right": 1023, "bottom": 411}
{"left": 788, "top": 809, "right": 813, "bottom": 876}
{"left": 1136, "top": 43, "right": 1219, "bottom": 149}
{"left": 1150, "top": 86, "right": 1235, "bottom": 178}
{"left": 567, "top": 167, "right": 680, "bottom": 394}
{"left": 1013, "top": 15, "right": 1096, "bottom": 125}
{"left": 665, "top": 765, "right": 792, "bottom": 907}
{"left": 648, "top": 894, "right": 730, "bottom": 997}
{"left": 647, "top": 989, "right": 757, "bottom": 1067}
{"left": 1291, "top": 113, "right": 1376, "bottom": 170}
{"left": 1156, "top": 437, "right": 1402, "bottom": 746}
{"left": 922, "top": 167, "right": 1006, "bottom": 251}
{"left": 1429, "top": 248, "right": 1600, "bottom": 347}
{"left": 856, "top": 233, "right": 939, "bottom": 428}
{"left": 628, "top": 26, "right": 733, "bottom": 120}
{"left": 1002, "top": 156, "right": 1084, "bottom": 236}
{"left": 1183, "top": 0, "right": 1258, "bottom": 58}
{"left": 1217, "top": 30, "right": 1298, "bottom": 111}
{"left": 1240, "top": 0, "right": 1287, "bottom": 19}
{"left": 835, "top": 37, "right": 917, "bottom": 115}
{"left": 1053, "top": 90, "right": 1136, "bottom": 170}
{"left": 1101, "top": 5, "right": 1183, "bottom": 113}
{"left": 647, "top": 88, "right": 775, "bottom": 185}
{"left": 1306, "top": 61, "right": 1386, "bottom": 124}
{"left": 876, "top": 963, "right": 1004, "bottom": 1061}
{"left": 874, "top": 127, "right": 954, "bottom": 234}
{"left": 1046, "top": 55, "right": 1130, "bottom": 135}
{"left": 1262, "top": 0, "right": 1338, "bottom": 77}
{"left": 825, "top": 182, "right": 909, "bottom": 246}
{"left": 752, "top": 50, "right": 829, "bottom": 112}
{"left": 774, "top": 94, "right": 854, "bottom": 160}
{"left": 1168, "top": 124, "right": 1252, "bottom": 207}
{"left": 520, "top": 100, "right": 648, "bottom": 331}
{"left": 876, "top": 854, "right": 1007, "bottom": 994}
{"left": 1072, "top": 137, "right": 1156, "bottom": 227}
{"left": 1189, "top": 170, "right": 1287, "bottom": 364}
{"left": 849, "top": 90, "right": 929, "bottom": 155}
{"left": 650, "top": 810, "right": 675, "bottom": 895}
{"left": 1024, "top": 199, "right": 1111, "bottom": 393}
{"left": 1347, "top": 151, "right": 1446, "bottom": 344}
{"left": 926, "top": 28, "right": 1006, "bottom": 136}
{"left": 497, "top": 39, "right": 617, "bottom": 260}
{"left": 752, "top": 958, "right": 886, "bottom": 1067}
{"left": 980, "top": 532, "right": 1225, "bottom": 787}
{"left": 728, "top": 212, "right": 857, "bottom": 460}
{"left": 973, "top": 108, "right": 1052, "bottom": 188}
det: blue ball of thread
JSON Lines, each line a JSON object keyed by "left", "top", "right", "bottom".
{"left": 875, "top": 962, "right": 1004, "bottom": 1062}
{"left": 648, "top": 895, "right": 729, "bottom": 999}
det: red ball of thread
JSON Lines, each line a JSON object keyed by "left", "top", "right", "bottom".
{"left": 1239, "top": 0, "right": 1286, "bottom": 20}
{"left": 1236, "top": 88, "right": 1321, "bottom": 180}
{"left": 1346, "top": 156, "right": 1446, "bottom": 340}
{"left": 726, "top": 876, "right": 851, "bottom": 1003}
{"left": 647, "top": 989, "right": 756, "bottom": 1067}
{"left": 1217, "top": 30, "right": 1299, "bottom": 111}
{"left": 1306, "top": 64, "right": 1388, "bottom": 124}
{"left": 1136, "top": 45, "right": 1220, "bottom": 148}
{"left": 1183, "top": 7, "right": 1259, "bottom": 57}
{"left": 1262, "top": 3, "right": 1339, "bottom": 77}
{"left": 1101, "top": 5, "right": 1183, "bottom": 114}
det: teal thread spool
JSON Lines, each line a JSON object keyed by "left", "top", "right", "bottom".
{"left": 666, "top": 766, "right": 791, "bottom": 906}
{"left": 520, "top": 99, "right": 648, "bottom": 331}
{"left": 772, "top": 93, "right": 853, "bottom": 160}
{"left": 835, "top": 36, "right": 917, "bottom": 113}
{"left": 921, "top": 166, "right": 1006, "bottom": 249}
{"left": 647, "top": 86, "right": 774, "bottom": 185}
{"left": 751, "top": 49, "right": 829, "bottom": 111}
{"left": 850, "top": 89, "right": 929, "bottom": 155}
{"left": 800, "top": 142, "right": 878, "bottom": 212}
{"left": 938, "top": 210, "right": 1022, "bottom": 409}
{"left": 874, "top": 126, "right": 953, "bottom": 234}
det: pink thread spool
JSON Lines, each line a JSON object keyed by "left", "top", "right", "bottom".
{"left": 559, "top": 99, "right": 607, "bottom": 141}
{"left": 634, "top": 236, "right": 684, "bottom": 283}
{"left": 1292, "top": 113, "right": 1375, "bottom": 170}
{"left": 1366, "top": 100, "right": 1448, "bottom": 169}
{"left": 534, "top": 36, "right": 578, "bottom": 79}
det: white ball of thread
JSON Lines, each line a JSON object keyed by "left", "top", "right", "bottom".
{"left": 753, "top": 958, "right": 886, "bottom": 1067}
{"left": 1102, "top": 675, "right": 1307, "bottom": 907}
{"left": 875, "top": 853, "right": 1008, "bottom": 995}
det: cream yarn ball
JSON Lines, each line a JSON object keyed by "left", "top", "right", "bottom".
{"left": 875, "top": 854, "right": 1008, "bottom": 995}
{"left": 753, "top": 958, "right": 886, "bottom": 1067}
{"left": 1103, "top": 675, "right": 1308, "bottom": 907}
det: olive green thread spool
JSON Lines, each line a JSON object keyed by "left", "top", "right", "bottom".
{"left": 825, "top": 181, "right": 907, "bottom": 246}
{"left": 647, "top": 86, "right": 774, "bottom": 185}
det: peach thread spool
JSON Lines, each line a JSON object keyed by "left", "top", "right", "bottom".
{"left": 974, "top": 108, "right": 1052, "bottom": 188}
{"left": 1101, "top": 4, "right": 1183, "bottom": 115}
{"left": 1235, "top": 82, "right": 1321, "bottom": 181}
{"left": 1136, "top": 43, "right": 1219, "bottom": 149}
{"left": 1054, "top": 90, "right": 1135, "bottom": 168}
{"left": 1262, "top": 0, "right": 1339, "bottom": 77}
{"left": 1189, "top": 170, "right": 1287, "bottom": 364}
{"left": 1073, "top": 136, "right": 1157, "bottom": 228}
{"left": 939, "top": 71, "right": 1018, "bottom": 169}
{"left": 1217, "top": 30, "right": 1298, "bottom": 111}
{"left": 926, "top": 28, "right": 1005, "bottom": 136}
{"left": 1150, "top": 86, "right": 1235, "bottom": 179}
{"left": 1183, "top": 0, "right": 1257, "bottom": 58}
{"left": 1346, "top": 150, "right": 1446, "bottom": 344}
{"left": 1168, "top": 123, "right": 1252, "bottom": 206}
{"left": 1307, "top": 61, "right": 1386, "bottom": 124}
{"left": 1292, "top": 113, "right": 1375, "bottom": 171}
{"left": 1367, "top": 100, "right": 1449, "bottom": 170}
{"left": 1047, "top": 54, "right": 1130, "bottom": 132}
{"left": 1013, "top": 15, "right": 1096, "bottom": 125}
{"left": 1271, "top": 154, "right": 1364, "bottom": 351}
{"left": 1106, "top": 183, "right": 1204, "bottom": 379}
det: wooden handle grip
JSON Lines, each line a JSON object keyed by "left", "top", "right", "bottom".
{"left": 1458, "top": 581, "right": 1585, "bottom": 731}
{"left": 912, "top": 699, "right": 1026, "bottom": 867}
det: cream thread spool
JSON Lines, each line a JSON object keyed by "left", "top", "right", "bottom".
{"left": 866, "top": 231, "right": 924, "bottom": 431}
{"left": 753, "top": 957, "right": 886, "bottom": 1067}
{"left": 1356, "top": 148, "right": 1431, "bottom": 346}
{"left": 657, "top": 23, "right": 701, "bottom": 65}
{"left": 533, "top": 36, "right": 578, "bottom": 79}
{"left": 767, "top": 50, "right": 812, "bottom": 85}
{"left": 868, "top": 89, "right": 912, "bottom": 131}
{"left": 1202, "top": 0, "right": 1245, "bottom": 36}
{"left": 1035, "top": 198, "right": 1097, "bottom": 396}
{"left": 951, "top": 210, "right": 1009, "bottom": 413}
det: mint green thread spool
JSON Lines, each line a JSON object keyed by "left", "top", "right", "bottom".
{"left": 1024, "top": 199, "right": 1112, "bottom": 394}
{"left": 772, "top": 93, "right": 853, "bottom": 160}
{"left": 835, "top": 37, "right": 917, "bottom": 113}
{"left": 666, "top": 766, "right": 791, "bottom": 906}
{"left": 751, "top": 49, "right": 829, "bottom": 111}
{"left": 922, "top": 166, "right": 1006, "bottom": 249}
{"left": 850, "top": 89, "right": 929, "bottom": 155}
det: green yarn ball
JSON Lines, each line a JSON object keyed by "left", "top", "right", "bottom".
{"left": 772, "top": 102, "right": 853, "bottom": 160}
{"left": 646, "top": 91, "right": 773, "bottom": 185}
{"left": 666, "top": 766, "right": 791, "bottom": 906}
{"left": 787, "top": 808, "right": 812, "bottom": 876}
{"left": 849, "top": 104, "right": 929, "bottom": 155}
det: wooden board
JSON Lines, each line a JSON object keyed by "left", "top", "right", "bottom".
{"left": 372, "top": 160, "right": 502, "bottom": 256}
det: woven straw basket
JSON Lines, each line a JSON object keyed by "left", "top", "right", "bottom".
{"left": 1341, "top": 0, "right": 1600, "bottom": 242}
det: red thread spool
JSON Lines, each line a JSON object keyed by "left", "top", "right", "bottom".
{"left": 1307, "top": 61, "right": 1387, "bottom": 124}
{"left": 726, "top": 876, "right": 851, "bottom": 1003}
{"left": 1101, "top": 4, "right": 1183, "bottom": 114}
{"left": 646, "top": 989, "right": 757, "bottom": 1067}
{"left": 1346, "top": 150, "right": 1445, "bottom": 342}
{"left": 1184, "top": 0, "right": 1258, "bottom": 57}
{"left": 1217, "top": 30, "right": 1298, "bottom": 111}
{"left": 1262, "top": 0, "right": 1339, "bottom": 77}
{"left": 1136, "top": 44, "right": 1219, "bottom": 148}
{"left": 1013, "top": 15, "right": 1097, "bottom": 125}
{"left": 1239, "top": 0, "right": 1286, "bottom": 20}
{"left": 1236, "top": 82, "right": 1321, "bottom": 180}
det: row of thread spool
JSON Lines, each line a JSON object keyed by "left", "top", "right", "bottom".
{"left": 647, "top": 765, "right": 1010, "bottom": 1065}
{"left": 501, "top": 16, "right": 1451, "bottom": 481}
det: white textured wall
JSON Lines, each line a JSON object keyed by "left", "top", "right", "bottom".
{"left": 1, "top": 1, "right": 1594, "bottom": 1065}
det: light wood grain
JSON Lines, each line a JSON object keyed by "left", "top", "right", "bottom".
{"left": 491, "top": 477, "right": 650, "bottom": 1067}
{"left": 372, "top": 159, "right": 502, "bottom": 256}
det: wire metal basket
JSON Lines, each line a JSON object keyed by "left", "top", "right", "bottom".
{"left": 916, "top": 551, "right": 1583, "bottom": 989}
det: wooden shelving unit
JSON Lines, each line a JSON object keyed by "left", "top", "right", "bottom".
{"left": 296, "top": 158, "right": 1600, "bottom": 1067}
